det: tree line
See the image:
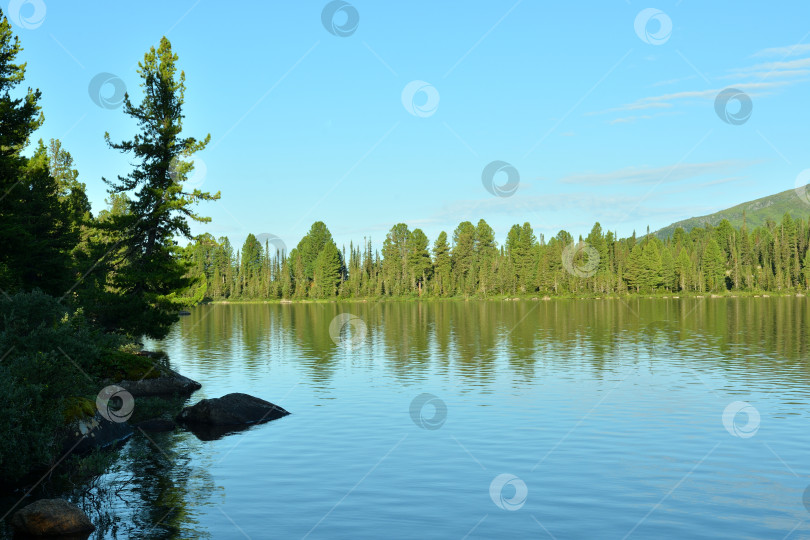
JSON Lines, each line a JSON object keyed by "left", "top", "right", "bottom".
{"left": 0, "top": 9, "right": 217, "bottom": 339}
{"left": 180, "top": 211, "right": 810, "bottom": 301}
{"left": 0, "top": 9, "right": 217, "bottom": 483}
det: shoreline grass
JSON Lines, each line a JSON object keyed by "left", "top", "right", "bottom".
{"left": 193, "top": 289, "right": 807, "bottom": 306}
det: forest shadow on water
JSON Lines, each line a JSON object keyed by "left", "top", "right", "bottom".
{"left": 4, "top": 297, "right": 810, "bottom": 539}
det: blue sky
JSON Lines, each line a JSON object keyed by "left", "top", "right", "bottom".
{"left": 7, "top": 0, "right": 810, "bottom": 251}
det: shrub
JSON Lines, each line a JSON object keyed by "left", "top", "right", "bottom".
{"left": 0, "top": 291, "right": 122, "bottom": 484}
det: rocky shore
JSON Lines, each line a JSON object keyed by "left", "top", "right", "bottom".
{"left": 7, "top": 353, "right": 289, "bottom": 538}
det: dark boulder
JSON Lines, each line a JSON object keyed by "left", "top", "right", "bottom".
{"left": 177, "top": 393, "right": 289, "bottom": 427}
{"left": 62, "top": 412, "right": 133, "bottom": 455}
{"left": 11, "top": 499, "right": 95, "bottom": 537}
{"left": 117, "top": 368, "right": 201, "bottom": 398}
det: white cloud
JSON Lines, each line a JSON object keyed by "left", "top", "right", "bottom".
{"left": 728, "top": 57, "right": 810, "bottom": 75}
{"left": 722, "top": 69, "right": 810, "bottom": 80}
{"left": 593, "top": 80, "right": 794, "bottom": 116}
{"left": 650, "top": 74, "right": 698, "bottom": 88}
{"left": 610, "top": 111, "right": 681, "bottom": 124}
{"left": 430, "top": 192, "right": 714, "bottom": 234}
{"left": 753, "top": 44, "right": 810, "bottom": 58}
{"left": 591, "top": 50, "right": 810, "bottom": 122}
{"left": 559, "top": 160, "right": 757, "bottom": 186}
{"left": 662, "top": 176, "right": 751, "bottom": 193}
{"left": 610, "top": 116, "right": 650, "bottom": 124}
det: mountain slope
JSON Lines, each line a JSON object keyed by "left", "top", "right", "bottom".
{"left": 656, "top": 185, "right": 810, "bottom": 238}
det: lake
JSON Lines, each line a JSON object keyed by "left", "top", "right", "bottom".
{"left": 17, "top": 298, "right": 810, "bottom": 538}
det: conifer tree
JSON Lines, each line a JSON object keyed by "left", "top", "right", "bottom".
{"left": 474, "top": 219, "right": 497, "bottom": 295}
{"left": 702, "top": 238, "right": 726, "bottom": 292}
{"left": 0, "top": 10, "right": 50, "bottom": 293}
{"left": 313, "top": 240, "right": 342, "bottom": 298}
{"left": 432, "top": 232, "right": 452, "bottom": 296}
{"left": 451, "top": 221, "right": 476, "bottom": 294}
{"left": 99, "top": 37, "right": 218, "bottom": 338}
{"left": 407, "top": 228, "right": 431, "bottom": 295}
{"left": 382, "top": 223, "right": 410, "bottom": 295}
{"left": 674, "top": 247, "right": 692, "bottom": 292}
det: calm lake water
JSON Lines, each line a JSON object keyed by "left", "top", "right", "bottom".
{"left": 9, "top": 297, "right": 810, "bottom": 539}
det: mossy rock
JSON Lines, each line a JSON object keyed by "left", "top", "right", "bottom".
{"left": 62, "top": 397, "right": 96, "bottom": 423}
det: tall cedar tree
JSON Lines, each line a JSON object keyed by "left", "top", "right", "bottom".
{"left": 100, "top": 37, "right": 219, "bottom": 338}
{"left": 407, "top": 228, "right": 432, "bottom": 294}
{"left": 313, "top": 240, "right": 342, "bottom": 298}
{"left": 432, "top": 232, "right": 452, "bottom": 296}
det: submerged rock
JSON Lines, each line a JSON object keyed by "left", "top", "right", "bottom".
{"left": 135, "top": 418, "right": 177, "bottom": 432}
{"left": 181, "top": 423, "right": 261, "bottom": 442}
{"left": 62, "top": 412, "right": 134, "bottom": 455}
{"left": 11, "top": 498, "right": 95, "bottom": 537}
{"left": 177, "top": 393, "right": 289, "bottom": 427}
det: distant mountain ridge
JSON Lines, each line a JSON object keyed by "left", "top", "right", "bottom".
{"left": 655, "top": 185, "right": 810, "bottom": 238}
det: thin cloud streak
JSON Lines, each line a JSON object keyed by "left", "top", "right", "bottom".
{"left": 559, "top": 160, "right": 758, "bottom": 185}
{"left": 591, "top": 80, "right": 794, "bottom": 115}
{"left": 610, "top": 112, "right": 681, "bottom": 124}
{"left": 728, "top": 57, "right": 810, "bottom": 75}
{"left": 650, "top": 74, "right": 698, "bottom": 88}
{"left": 752, "top": 44, "right": 810, "bottom": 57}
{"left": 592, "top": 49, "right": 810, "bottom": 121}
{"left": 432, "top": 193, "right": 713, "bottom": 226}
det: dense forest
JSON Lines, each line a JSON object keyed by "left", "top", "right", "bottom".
{"left": 1, "top": 0, "right": 809, "bottom": 488}
{"left": 181, "top": 212, "right": 810, "bottom": 301}
{"left": 0, "top": 9, "right": 216, "bottom": 484}
{"left": 0, "top": 25, "right": 217, "bottom": 338}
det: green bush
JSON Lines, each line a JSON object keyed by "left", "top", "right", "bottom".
{"left": 0, "top": 366, "right": 61, "bottom": 485}
{"left": 0, "top": 291, "right": 122, "bottom": 485}
{"left": 94, "top": 350, "right": 163, "bottom": 381}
